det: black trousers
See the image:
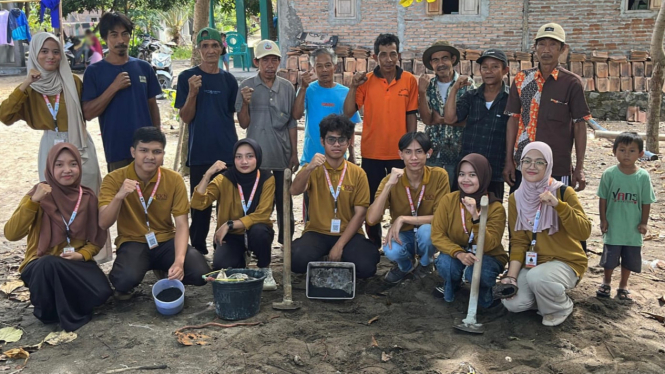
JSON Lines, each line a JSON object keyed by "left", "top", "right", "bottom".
{"left": 108, "top": 238, "right": 211, "bottom": 293}
{"left": 107, "top": 158, "right": 133, "bottom": 173}
{"left": 488, "top": 180, "right": 506, "bottom": 201}
{"left": 189, "top": 164, "right": 221, "bottom": 254}
{"left": 361, "top": 158, "right": 404, "bottom": 246}
{"left": 213, "top": 223, "right": 274, "bottom": 270}
{"left": 291, "top": 232, "right": 380, "bottom": 279}
{"left": 21, "top": 256, "right": 113, "bottom": 332}
{"left": 271, "top": 169, "right": 294, "bottom": 245}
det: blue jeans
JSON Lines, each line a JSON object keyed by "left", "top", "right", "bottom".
{"left": 383, "top": 224, "right": 436, "bottom": 272}
{"left": 435, "top": 253, "right": 503, "bottom": 308}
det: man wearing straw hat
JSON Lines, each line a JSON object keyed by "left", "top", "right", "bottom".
{"left": 418, "top": 40, "right": 475, "bottom": 188}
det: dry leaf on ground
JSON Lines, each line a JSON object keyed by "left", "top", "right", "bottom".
{"left": 43, "top": 331, "right": 77, "bottom": 346}
{"left": 3, "top": 347, "right": 29, "bottom": 363}
{"left": 0, "top": 327, "right": 22, "bottom": 343}
{"left": 381, "top": 351, "right": 392, "bottom": 362}
{"left": 175, "top": 332, "right": 209, "bottom": 346}
{"left": 0, "top": 281, "right": 24, "bottom": 296}
{"left": 9, "top": 290, "right": 30, "bottom": 303}
{"left": 367, "top": 316, "right": 379, "bottom": 325}
{"left": 371, "top": 335, "right": 378, "bottom": 347}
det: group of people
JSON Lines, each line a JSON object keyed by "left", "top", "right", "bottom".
{"left": 0, "top": 12, "right": 656, "bottom": 333}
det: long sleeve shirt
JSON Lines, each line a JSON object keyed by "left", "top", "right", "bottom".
{"left": 4, "top": 195, "right": 100, "bottom": 272}
{"left": 431, "top": 191, "right": 508, "bottom": 266}
{"left": 508, "top": 186, "right": 591, "bottom": 278}
{"left": 190, "top": 174, "right": 275, "bottom": 235}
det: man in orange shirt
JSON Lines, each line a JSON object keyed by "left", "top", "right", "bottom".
{"left": 343, "top": 33, "right": 418, "bottom": 245}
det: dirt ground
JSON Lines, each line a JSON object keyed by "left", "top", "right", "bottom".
{"left": 1, "top": 63, "right": 665, "bottom": 374}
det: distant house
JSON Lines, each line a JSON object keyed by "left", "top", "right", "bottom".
{"left": 277, "top": 0, "right": 660, "bottom": 55}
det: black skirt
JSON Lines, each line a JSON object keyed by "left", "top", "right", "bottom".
{"left": 21, "top": 256, "right": 113, "bottom": 331}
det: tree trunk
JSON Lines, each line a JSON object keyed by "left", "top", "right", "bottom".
{"left": 191, "top": 0, "right": 209, "bottom": 67}
{"left": 648, "top": 4, "right": 665, "bottom": 154}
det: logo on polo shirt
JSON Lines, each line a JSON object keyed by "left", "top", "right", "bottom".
{"left": 342, "top": 185, "right": 355, "bottom": 192}
{"left": 424, "top": 194, "right": 436, "bottom": 201}
{"left": 398, "top": 88, "right": 410, "bottom": 98}
{"left": 155, "top": 193, "right": 168, "bottom": 200}
{"left": 322, "top": 102, "right": 335, "bottom": 107}
{"left": 139, "top": 76, "right": 147, "bottom": 83}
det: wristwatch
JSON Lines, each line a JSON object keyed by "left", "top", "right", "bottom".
{"left": 227, "top": 220, "right": 234, "bottom": 230}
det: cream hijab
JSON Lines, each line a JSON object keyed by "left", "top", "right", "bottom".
{"left": 27, "top": 32, "right": 86, "bottom": 151}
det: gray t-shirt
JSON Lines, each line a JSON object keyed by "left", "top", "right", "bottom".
{"left": 235, "top": 75, "right": 296, "bottom": 170}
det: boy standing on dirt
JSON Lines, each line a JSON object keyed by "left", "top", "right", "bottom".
{"left": 597, "top": 132, "right": 656, "bottom": 301}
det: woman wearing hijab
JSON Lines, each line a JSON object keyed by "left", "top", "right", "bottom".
{"left": 501, "top": 142, "right": 591, "bottom": 326}
{"left": 4, "top": 143, "right": 112, "bottom": 332}
{"left": 0, "top": 32, "right": 102, "bottom": 194}
{"left": 191, "top": 139, "right": 277, "bottom": 290}
{"left": 431, "top": 154, "right": 507, "bottom": 308}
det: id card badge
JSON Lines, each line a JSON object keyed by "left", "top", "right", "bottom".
{"left": 53, "top": 131, "right": 67, "bottom": 146}
{"left": 145, "top": 231, "right": 158, "bottom": 249}
{"left": 54, "top": 138, "right": 65, "bottom": 145}
{"left": 331, "top": 219, "right": 341, "bottom": 233}
{"left": 63, "top": 246, "right": 75, "bottom": 254}
{"left": 525, "top": 251, "right": 538, "bottom": 268}
{"left": 468, "top": 245, "right": 477, "bottom": 255}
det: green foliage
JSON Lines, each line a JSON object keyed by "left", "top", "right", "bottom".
{"left": 172, "top": 46, "right": 192, "bottom": 60}
{"left": 215, "top": 0, "right": 261, "bottom": 17}
{"left": 64, "top": 0, "right": 190, "bottom": 17}
{"left": 27, "top": 3, "right": 53, "bottom": 35}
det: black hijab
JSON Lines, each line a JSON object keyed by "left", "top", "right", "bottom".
{"left": 223, "top": 139, "right": 272, "bottom": 215}
{"left": 457, "top": 153, "right": 501, "bottom": 209}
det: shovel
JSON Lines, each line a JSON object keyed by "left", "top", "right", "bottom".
{"left": 454, "top": 195, "right": 489, "bottom": 334}
{"left": 273, "top": 168, "right": 301, "bottom": 311}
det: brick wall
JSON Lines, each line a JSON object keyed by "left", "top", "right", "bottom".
{"left": 289, "top": 0, "right": 657, "bottom": 54}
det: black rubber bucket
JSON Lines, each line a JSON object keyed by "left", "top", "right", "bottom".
{"left": 207, "top": 269, "right": 266, "bottom": 321}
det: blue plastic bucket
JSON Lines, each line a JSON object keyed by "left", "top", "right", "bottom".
{"left": 205, "top": 269, "right": 266, "bottom": 321}
{"left": 152, "top": 279, "right": 185, "bottom": 316}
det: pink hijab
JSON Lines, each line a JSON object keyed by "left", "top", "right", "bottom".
{"left": 514, "top": 142, "right": 565, "bottom": 235}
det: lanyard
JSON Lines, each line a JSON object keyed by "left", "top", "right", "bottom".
{"left": 60, "top": 186, "right": 83, "bottom": 245}
{"left": 42, "top": 94, "right": 60, "bottom": 132}
{"left": 323, "top": 162, "right": 347, "bottom": 217}
{"left": 405, "top": 185, "right": 426, "bottom": 217}
{"left": 238, "top": 171, "right": 261, "bottom": 216}
{"left": 406, "top": 184, "right": 426, "bottom": 232}
{"left": 460, "top": 203, "right": 475, "bottom": 246}
{"left": 135, "top": 168, "right": 162, "bottom": 231}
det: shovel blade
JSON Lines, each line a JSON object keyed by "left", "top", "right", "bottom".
{"left": 272, "top": 301, "right": 302, "bottom": 311}
{"left": 454, "top": 322, "right": 485, "bottom": 334}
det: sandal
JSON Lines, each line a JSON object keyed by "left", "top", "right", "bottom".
{"left": 596, "top": 284, "right": 611, "bottom": 298}
{"left": 616, "top": 288, "right": 633, "bottom": 302}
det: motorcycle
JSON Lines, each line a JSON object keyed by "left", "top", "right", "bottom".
{"left": 64, "top": 36, "right": 87, "bottom": 71}
{"left": 136, "top": 35, "right": 174, "bottom": 99}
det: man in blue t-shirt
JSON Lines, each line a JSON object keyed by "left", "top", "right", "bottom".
{"left": 82, "top": 12, "right": 162, "bottom": 172}
{"left": 293, "top": 48, "right": 361, "bottom": 166}
{"left": 174, "top": 27, "right": 239, "bottom": 255}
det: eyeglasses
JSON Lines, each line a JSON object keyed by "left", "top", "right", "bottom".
{"left": 325, "top": 136, "right": 349, "bottom": 145}
{"left": 521, "top": 158, "right": 548, "bottom": 169}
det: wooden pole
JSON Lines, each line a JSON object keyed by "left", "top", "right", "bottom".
{"left": 594, "top": 130, "right": 665, "bottom": 141}
{"left": 647, "top": 3, "right": 665, "bottom": 154}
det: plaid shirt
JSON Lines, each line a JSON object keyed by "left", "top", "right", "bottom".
{"left": 425, "top": 71, "right": 476, "bottom": 168}
{"left": 457, "top": 83, "right": 510, "bottom": 182}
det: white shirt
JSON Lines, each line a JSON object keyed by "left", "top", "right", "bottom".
{"left": 437, "top": 81, "right": 453, "bottom": 102}
{"left": 485, "top": 101, "right": 493, "bottom": 110}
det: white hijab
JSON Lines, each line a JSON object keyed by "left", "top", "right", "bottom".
{"left": 27, "top": 32, "right": 86, "bottom": 150}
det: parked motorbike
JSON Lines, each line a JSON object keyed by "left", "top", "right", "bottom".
{"left": 64, "top": 36, "right": 87, "bottom": 71}
{"left": 137, "top": 35, "right": 174, "bottom": 99}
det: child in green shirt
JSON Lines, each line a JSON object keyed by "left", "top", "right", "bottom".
{"left": 597, "top": 132, "right": 656, "bottom": 301}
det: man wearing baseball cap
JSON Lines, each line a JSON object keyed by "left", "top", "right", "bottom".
{"left": 443, "top": 49, "right": 510, "bottom": 199}
{"left": 175, "top": 27, "right": 239, "bottom": 255}
{"left": 503, "top": 23, "right": 591, "bottom": 193}
{"left": 417, "top": 40, "right": 475, "bottom": 188}
{"left": 236, "top": 39, "right": 296, "bottom": 245}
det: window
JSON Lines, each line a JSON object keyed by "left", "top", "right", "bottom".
{"left": 427, "top": 0, "right": 479, "bottom": 16}
{"left": 627, "top": 0, "right": 661, "bottom": 10}
{"left": 334, "top": 0, "right": 356, "bottom": 19}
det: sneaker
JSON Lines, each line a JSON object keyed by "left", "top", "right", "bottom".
{"left": 262, "top": 268, "right": 277, "bottom": 291}
{"left": 542, "top": 305, "right": 573, "bottom": 326}
{"left": 413, "top": 263, "right": 433, "bottom": 279}
{"left": 384, "top": 264, "right": 415, "bottom": 284}
{"left": 433, "top": 283, "right": 445, "bottom": 298}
